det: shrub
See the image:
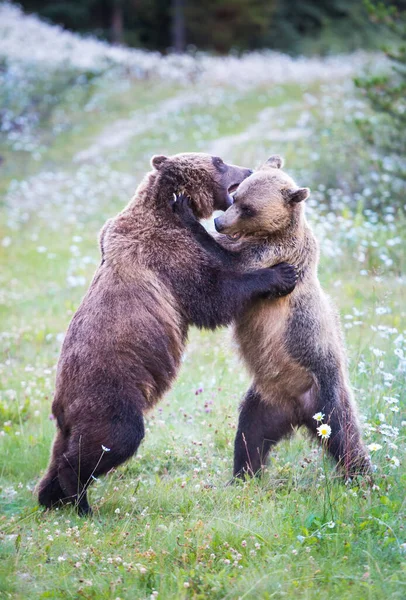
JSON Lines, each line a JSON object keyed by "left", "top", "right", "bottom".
{"left": 354, "top": 1, "right": 406, "bottom": 188}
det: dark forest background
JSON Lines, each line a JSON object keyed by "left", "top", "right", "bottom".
{"left": 12, "top": 0, "right": 406, "bottom": 54}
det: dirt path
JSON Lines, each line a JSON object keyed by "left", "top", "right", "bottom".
{"left": 207, "top": 103, "right": 309, "bottom": 159}
{"left": 74, "top": 90, "right": 310, "bottom": 166}
{"left": 73, "top": 91, "right": 204, "bottom": 163}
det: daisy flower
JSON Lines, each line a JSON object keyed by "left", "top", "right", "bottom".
{"left": 367, "top": 443, "right": 382, "bottom": 452}
{"left": 313, "top": 412, "right": 325, "bottom": 422}
{"left": 317, "top": 423, "right": 331, "bottom": 439}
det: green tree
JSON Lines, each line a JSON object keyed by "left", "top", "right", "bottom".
{"left": 14, "top": 0, "right": 402, "bottom": 54}
{"left": 184, "top": 0, "right": 276, "bottom": 53}
{"left": 355, "top": 1, "right": 406, "bottom": 181}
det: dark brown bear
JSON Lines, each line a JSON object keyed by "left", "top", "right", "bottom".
{"left": 38, "top": 152, "right": 297, "bottom": 515}
{"left": 174, "top": 156, "right": 371, "bottom": 480}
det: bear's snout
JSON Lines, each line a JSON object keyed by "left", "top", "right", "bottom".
{"left": 214, "top": 217, "right": 225, "bottom": 232}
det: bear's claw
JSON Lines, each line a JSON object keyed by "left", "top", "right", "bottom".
{"left": 172, "top": 192, "right": 198, "bottom": 227}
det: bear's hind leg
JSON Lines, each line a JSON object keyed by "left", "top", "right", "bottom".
{"left": 58, "top": 407, "right": 145, "bottom": 515}
{"left": 304, "top": 377, "right": 371, "bottom": 478}
{"left": 38, "top": 470, "right": 66, "bottom": 509}
{"left": 55, "top": 434, "right": 92, "bottom": 515}
{"left": 38, "top": 429, "right": 68, "bottom": 509}
{"left": 233, "top": 386, "right": 294, "bottom": 478}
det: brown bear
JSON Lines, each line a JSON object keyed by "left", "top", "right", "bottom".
{"left": 38, "top": 152, "right": 298, "bottom": 515}
{"left": 174, "top": 155, "right": 371, "bottom": 479}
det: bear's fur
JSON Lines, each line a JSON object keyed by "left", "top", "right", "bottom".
{"left": 175, "top": 155, "right": 371, "bottom": 479}
{"left": 38, "top": 152, "right": 298, "bottom": 515}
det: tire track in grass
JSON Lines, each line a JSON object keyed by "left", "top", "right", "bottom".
{"left": 207, "top": 103, "right": 310, "bottom": 161}
{"left": 73, "top": 90, "right": 209, "bottom": 163}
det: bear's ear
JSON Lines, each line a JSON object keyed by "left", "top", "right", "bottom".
{"left": 287, "top": 187, "right": 310, "bottom": 203}
{"left": 266, "top": 155, "right": 284, "bottom": 169}
{"left": 151, "top": 155, "right": 168, "bottom": 170}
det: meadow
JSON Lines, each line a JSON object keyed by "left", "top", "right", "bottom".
{"left": 0, "top": 4, "right": 405, "bottom": 599}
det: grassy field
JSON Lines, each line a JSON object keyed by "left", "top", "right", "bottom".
{"left": 0, "top": 29, "right": 405, "bottom": 599}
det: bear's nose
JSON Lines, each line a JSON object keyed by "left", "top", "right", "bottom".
{"left": 214, "top": 218, "right": 224, "bottom": 232}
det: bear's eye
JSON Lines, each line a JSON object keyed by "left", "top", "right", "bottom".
{"left": 240, "top": 205, "right": 255, "bottom": 218}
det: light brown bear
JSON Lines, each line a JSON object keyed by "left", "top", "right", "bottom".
{"left": 175, "top": 156, "right": 371, "bottom": 479}
{"left": 37, "top": 152, "right": 297, "bottom": 515}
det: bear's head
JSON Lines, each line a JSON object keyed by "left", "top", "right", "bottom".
{"left": 214, "top": 155, "right": 310, "bottom": 239}
{"left": 150, "top": 152, "right": 252, "bottom": 219}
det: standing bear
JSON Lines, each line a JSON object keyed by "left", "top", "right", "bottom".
{"left": 38, "top": 152, "right": 297, "bottom": 515}
{"left": 175, "top": 156, "right": 371, "bottom": 479}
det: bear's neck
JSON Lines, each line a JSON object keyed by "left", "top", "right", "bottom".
{"left": 271, "top": 211, "right": 318, "bottom": 282}
{"left": 127, "top": 170, "right": 178, "bottom": 222}
{"left": 247, "top": 208, "right": 318, "bottom": 282}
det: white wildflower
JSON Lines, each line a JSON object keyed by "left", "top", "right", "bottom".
{"left": 313, "top": 412, "right": 325, "bottom": 422}
{"left": 317, "top": 423, "right": 331, "bottom": 439}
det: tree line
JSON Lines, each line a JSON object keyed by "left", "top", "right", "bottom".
{"left": 14, "top": 0, "right": 405, "bottom": 54}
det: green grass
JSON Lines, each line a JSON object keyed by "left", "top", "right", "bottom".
{"left": 0, "top": 71, "right": 405, "bottom": 600}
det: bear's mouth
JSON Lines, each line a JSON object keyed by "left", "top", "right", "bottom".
{"left": 227, "top": 232, "right": 242, "bottom": 241}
